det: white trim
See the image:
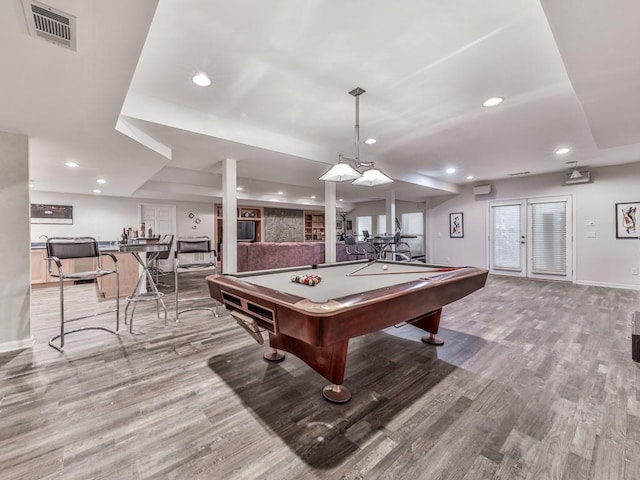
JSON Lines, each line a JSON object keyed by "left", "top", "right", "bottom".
{"left": 576, "top": 280, "right": 640, "bottom": 291}
{"left": 0, "top": 336, "right": 35, "bottom": 353}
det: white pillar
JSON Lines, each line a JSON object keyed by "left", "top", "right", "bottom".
{"left": 424, "top": 198, "right": 431, "bottom": 262}
{"left": 0, "top": 132, "right": 32, "bottom": 352}
{"left": 324, "top": 182, "right": 337, "bottom": 263}
{"left": 385, "top": 189, "right": 396, "bottom": 234}
{"left": 222, "top": 158, "right": 237, "bottom": 273}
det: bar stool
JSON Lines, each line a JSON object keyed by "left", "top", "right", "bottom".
{"left": 45, "top": 237, "right": 120, "bottom": 352}
{"left": 174, "top": 236, "right": 219, "bottom": 320}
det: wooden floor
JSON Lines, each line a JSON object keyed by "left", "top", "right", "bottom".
{"left": 1, "top": 273, "right": 639, "bottom": 479}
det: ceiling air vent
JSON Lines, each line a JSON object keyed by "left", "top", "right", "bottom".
{"left": 22, "top": 0, "right": 76, "bottom": 51}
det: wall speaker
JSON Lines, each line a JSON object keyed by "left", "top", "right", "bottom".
{"left": 473, "top": 184, "right": 492, "bottom": 195}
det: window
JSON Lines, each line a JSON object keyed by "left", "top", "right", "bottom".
{"left": 355, "top": 216, "right": 372, "bottom": 239}
{"left": 530, "top": 201, "right": 567, "bottom": 275}
{"left": 377, "top": 215, "right": 386, "bottom": 235}
{"left": 401, "top": 212, "right": 424, "bottom": 256}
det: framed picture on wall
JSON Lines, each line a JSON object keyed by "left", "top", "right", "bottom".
{"left": 30, "top": 204, "right": 73, "bottom": 224}
{"left": 346, "top": 220, "right": 352, "bottom": 230}
{"left": 449, "top": 212, "right": 463, "bottom": 238}
{"left": 615, "top": 201, "right": 640, "bottom": 238}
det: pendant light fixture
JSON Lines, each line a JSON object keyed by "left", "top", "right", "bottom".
{"left": 319, "top": 87, "right": 393, "bottom": 186}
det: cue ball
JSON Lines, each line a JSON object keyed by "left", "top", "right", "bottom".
{"left": 382, "top": 265, "right": 388, "bottom": 270}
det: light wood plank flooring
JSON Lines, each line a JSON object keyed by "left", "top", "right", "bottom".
{"left": 1, "top": 273, "right": 639, "bottom": 479}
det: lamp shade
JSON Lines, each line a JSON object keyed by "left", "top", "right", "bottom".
{"left": 319, "top": 163, "right": 362, "bottom": 182}
{"left": 351, "top": 168, "right": 394, "bottom": 186}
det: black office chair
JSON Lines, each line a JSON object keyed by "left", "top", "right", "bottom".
{"left": 362, "top": 230, "right": 371, "bottom": 241}
{"left": 174, "top": 236, "right": 219, "bottom": 320}
{"left": 344, "top": 235, "right": 375, "bottom": 260}
{"left": 149, "top": 234, "right": 174, "bottom": 287}
{"left": 45, "top": 237, "right": 120, "bottom": 351}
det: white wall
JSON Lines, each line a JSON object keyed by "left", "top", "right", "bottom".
{"left": 428, "top": 162, "right": 640, "bottom": 289}
{"left": 29, "top": 192, "right": 215, "bottom": 242}
{"left": 0, "top": 132, "right": 32, "bottom": 351}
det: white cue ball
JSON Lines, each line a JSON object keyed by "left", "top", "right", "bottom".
{"left": 382, "top": 265, "right": 388, "bottom": 270}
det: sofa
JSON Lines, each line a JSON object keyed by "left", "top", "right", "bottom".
{"left": 236, "top": 241, "right": 354, "bottom": 272}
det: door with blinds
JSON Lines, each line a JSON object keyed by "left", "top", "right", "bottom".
{"left": 489, "top": 196, "right": 573, "bottom": 282}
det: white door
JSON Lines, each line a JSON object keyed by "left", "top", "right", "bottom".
{"left": 140, "top": 204, "right": 176, "bottom": 269}
{"left": 489, "top": 200, "right": 527, "bottom": 277}
{"left": 526, "top": 196, "right": 572, "bottom": 281}
{"left": 141, "top": 204, "right": 174, "bottom": 237}
{"left": 489, "top": 196, "right": 573, "bottom": 282}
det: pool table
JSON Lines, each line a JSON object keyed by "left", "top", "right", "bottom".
{"left": 206, "top": 260, "right": 488, "bottom": 403}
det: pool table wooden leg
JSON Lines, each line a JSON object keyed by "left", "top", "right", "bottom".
{"left": 267, "top": 332, "right": 351, "bottom": 402}
{"left": 410, "top": 308, "right": 445, "bottom": 346}
{"left": 263, "top": 347, "right": 285, "bottom": 362}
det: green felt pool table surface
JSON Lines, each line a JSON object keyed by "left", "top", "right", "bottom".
{"left": 235, "top": 260, "right": 463, "bottom": 303}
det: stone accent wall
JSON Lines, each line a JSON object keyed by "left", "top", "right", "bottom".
{"left": 264, "top": 208, "right": 304, "bottom": 242}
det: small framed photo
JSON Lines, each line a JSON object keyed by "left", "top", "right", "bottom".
{"left": 616, "top": 202, "right": 639, "bottom": 238}
{"left": 188, "top": 212, "right": 195, "bottom": 219}
{"left": 449, "top": 212, "right": 464, "bottom": 238}
{"left": 194, "top": 218, "right": 201, "bottom": 224}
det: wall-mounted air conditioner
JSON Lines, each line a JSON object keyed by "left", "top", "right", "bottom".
{"left": 473, "top": 184, "right": 492, "bottom": 195}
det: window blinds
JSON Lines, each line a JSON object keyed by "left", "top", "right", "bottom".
{"left": 530, "top": 201, "right": 567, "bottom": 275}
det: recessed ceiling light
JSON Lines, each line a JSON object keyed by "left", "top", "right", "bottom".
{"left": 364, "top": 138, "right": 377, "bottom": 145}
{"left": 278, "top": 191, "right": 284, "bottom": 195}
{"left": 192, "top": 72, "right": 211, "bottom": 87}
{"left": 96, "top": 178, "right": 106, "bottom": 184}
{"left": 555, "top": 147, "right": 571, "bottom": 155}
{"left": 311, "top": 195, "right": 316, "bottom": 199}
{"left": 339, "top": 198, "right": 344, "bottom": 202}
{"left": 65, "top": 161, "right": 79, "bottom": 168}
{"left": 92, "top": 189, "right": 101, "bottom": 194}
{"left": 29, "top": 183, "right": 34, "bottom": 188}
{"left": 236, "top": 186, "right": 243, "bottom": 191}
{"left": 446, "top": 167, "right": 456, "bottom": 174}
{"left": 483, "top": 97, "right": 504, "bottom": 107}
{"left": 466, "top": 175, "right": 474, "bottom": 180}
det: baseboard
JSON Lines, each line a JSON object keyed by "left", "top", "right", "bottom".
{"left": 0, "top": 336, "right": 35, "bottom": 353}
{"left": 576, "top": 280, "right": 640, "bottom": 291}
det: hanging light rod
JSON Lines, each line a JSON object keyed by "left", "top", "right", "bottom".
{"left": 319, "top": 87, "right": 393, "bottom": 186}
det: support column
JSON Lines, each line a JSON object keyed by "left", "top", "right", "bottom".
{"left": 222, "top": 158, "right": 237, "bottom": 274}
{"left": 424, "top": 198, "right": 431, "bottom": 262}
{"left": 0, "top": 132, "right": 32, "bottom": 352}
{"left": 324, "top": 181, "right": 337, "bottom": 263}
{"left": 385, "top": 189, "right": 396, "bottom": 234}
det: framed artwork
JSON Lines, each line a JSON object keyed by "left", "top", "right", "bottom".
{"left": 449, "top": 212, "right": 464, "bottom": 238}
{"left": 30, "top": 204, "right": 73, "bottom": 224}
{"left": 346, "top": 220, "right": 353, "bottom": 230}
{"left": 616, "top": 202, "right": 639, "bottom": 238}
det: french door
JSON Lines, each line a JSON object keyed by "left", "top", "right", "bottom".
{"left": 489, "top": 195, "right": 573, "bottom": 281}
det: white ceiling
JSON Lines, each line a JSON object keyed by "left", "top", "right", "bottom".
{"left": 2, "top": 0, "right": 639, "bottom": 210}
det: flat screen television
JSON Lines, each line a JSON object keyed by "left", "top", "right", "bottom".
{"left": 237, "top": 220, "right": 256, "bottom": 242}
